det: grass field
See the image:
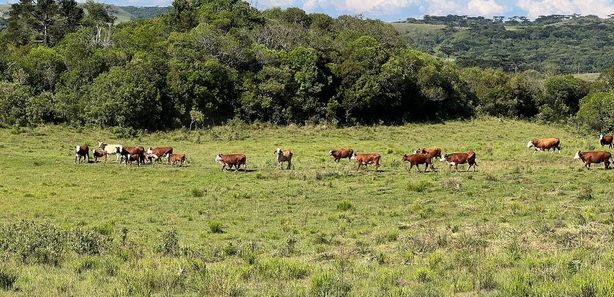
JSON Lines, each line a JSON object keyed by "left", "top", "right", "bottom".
{"left": 2, "top": 118, "right": 614, "bottom": 296}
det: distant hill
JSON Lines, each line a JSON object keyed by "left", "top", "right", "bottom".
{"left": 394, "top": 15, "right": 614, "bottom": 74}
{"left": 0, "top": 4, "right": 169, "bottom": 30}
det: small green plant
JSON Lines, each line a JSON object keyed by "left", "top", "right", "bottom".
{"left": 208, "top": 221, "right": 224, "bottom": 234}
{"left": 157, "top": 229, "right": 180, "bottom": 256}
{"left": 191, "top": 188, "right": 205, "bottom": 197}
{"left": 336, "top": 200, "right": 352, "bottom": 211}
{"left": 0, "top": 268, "right": 17, "bottom": 291}
{"left": 310, "top": 272, "right": 351, "bottom": 297}
{"left": 407, "top": 180, "right": 431, "bottom": 192}
{"left": 577, "top": 186, "right": 593, "bottom": 201}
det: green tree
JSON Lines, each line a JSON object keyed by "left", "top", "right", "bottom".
{"left": 577, "top": 92, "right": 614, "bottom": 132}
{"left": 538, "top": 75, "right": 589, "bottom": 121}
{"left": 21, "top": 46, "right": 66, "bottom": 91}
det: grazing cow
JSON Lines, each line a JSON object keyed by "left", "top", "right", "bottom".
{"left": 416, "top": 147, "right": 442, "bottom": 159}
{"left": 121, "top": 146, "right": 145, "bottom": 165}
{"left": 274, "top": 148, "right": 293, "bottom": 170}
{"left": 527, "top": 138, "right": 561, "bottom": 152}
{"left": 216, "top": 154, "right": 247, "bottom": 171}
{"left": 92, "top": 149, "right": 108, "bottom": 163}
{"left": 329, "top": 149, "right": 354, "bottom": 162}
{"left": 146, "top": 147, "right": 174, "bottom": 164}
{"left": 440, "top": 151, "right": 477, "bottom": 172}
{"left": 75, "top": 144, "right": 90, "bottom": 164}
{"left": 402, "top": 153, "right": 434, "bottom": 173}
{"left": 98, "top": 142, "right": 123, "bottom": 162}
{"left": 126, "top": 153, "right": 142, "bottom": 166}
{"left": 574, "top": 151, "right": 612, "bottom": 170}
{"left": 145, "top": 153, "right": 160, "bottom": 164}
{"left": 169, "top": 154, "right": 186, "bottom": 167}
{"left": 600, "top": 134, "right": 613, "bottom": 148}
{"left": 351, "top": 153, "right": 381, "bottom": 171}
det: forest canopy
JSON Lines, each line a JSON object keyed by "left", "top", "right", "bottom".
{"left": 1, "top": 1, "right": 614, "bottom": 131}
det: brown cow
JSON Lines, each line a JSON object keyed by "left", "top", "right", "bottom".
{"left": 147, "top": 147, "right": 174, "bottom": 164}
{"left": 169, "top": 154, "right": 186, "bottom": 167}
{"left": 274, "top": 148, "right": 293, "bottom": 170}
{"left": 329, "top": 149, "right": 354, "bottom": 162}
{"left": 440, "top": 151, "right": 477, "bottom": 172}
{"left": 121, "top": 146, "right": 145, "bottom": 165}
{"left": 574, "top": 151, "right": 612, "bottom": 170}
{"left": 600, "top": 134, "right": 613, "bottom": 148}
{"left": 75, "top": 144, "right": 90, "bottom": 164}
{"left": 92, "top": 149, "right": 108, "bottom": 163}
{"left": 402, "top": 153, "right": 433, "bottom": 173}
{"left": 216, "top": 154, "right": 247, "bottom": 171}
{"left": 351, "top": 153, "right": 381, "bottom": 171}
{"left": 527, "top": 138, "right": 561, "bottom": 152}
{"left": 126, "top": 153, "right": 142, "bottom": 166}
{"left": 416, "top": 147, "right": 442, "bottom": 159}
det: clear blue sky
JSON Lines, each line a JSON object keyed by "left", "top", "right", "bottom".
{"left": 2, "top": 0, "right": 614, "bottom": 21}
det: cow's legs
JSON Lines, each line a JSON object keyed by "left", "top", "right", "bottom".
{"left": 287, "top": 160, "right": 291, "bottom": 170}
{"left": 605, "top": 161, "right": 610, "bottom": 170}
{"left": 408, "top": 164, "right": 413, "bottom": 172}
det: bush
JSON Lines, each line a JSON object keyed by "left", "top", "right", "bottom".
{"left": 576, "top": 91, "right": 614, "bottom": 132}
{"left": 0, "top": 221, "right": 68, "bottom": 265}
{"left": 157, "top": 229, "right": 181, "bottom": 256}
{"left": 0, "top": 268, "right": 17, "bottom": 291}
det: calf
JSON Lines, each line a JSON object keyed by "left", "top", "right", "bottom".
{"left": 98, "top": 142, "right": 123, "bottom": 163}
{"left": 275, "top": 148, "right": 293, "bottom": 170}
{"left": 146, "top": 147, "right": 173, "bottom": 164}
{"left": 416, "top": 147, "right": 442, "bottom": 159}
{"left": 402, "top": 153, "right": 433, "bottom": 173}
{"left": 121, "top": 146, "right": 145, "bottom": 165}
{"left": 216, "top": 154, "right": 247, "bottom": 171}
{"left": 330, "top": 149, "right": 354, "bottom": 162}
{"left": 351, "top": 153, "right": 381, "bottom": 171}
{"left": 527, "top": 138, "right": 561, "bottom": 153}
{"left": 600, "top": 134, "right": 613, "bottom": 148}
{"left": 169, "top": 154, "right": 186, "bottom": 167}
{"left": 574, "top": 151, "right": 612, "bottom": 170}
{"left": 125, "top": 153, "right": 142, "bottom": 166}
{"left": 75, "top": 144, "right": 90, "bottom": 164}
{"left": 145, "top": 153, "right": 160, "bottom": 164}
{"left": 92, "top": 149, "right": 108, "bottom": 163}
{"left": 440, "top": 151, "right": 477, "bottom": 172}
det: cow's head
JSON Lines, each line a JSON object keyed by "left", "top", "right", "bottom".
{"left": 146, "top": 147, "right": 153, "bottom": 154}
{"left": 329, "top": 150, "right": 335, "bottom": 156}
{"left": 439, "top": 154, "right": 448, "bottom": 162}
{"left": 574, "top": 151, "right": 582, "bottom": 160}
{"left": 98, "top": 142, "right": 107, "bottom": 149}
{"left": 600, "top": 134, "right": 604, "bottom": 141}
{"left": 350, "top": 153, "right": 357, "bottom": 160}
{"left": 274, "top": 148, "right": 282, "bottom": 155}
{"left": 414, "top": 148, "right": 422, "bottom": 154}
{"left": 215, "top": 154, "right": 223, "bottom": 163}
{"left": 527, "top": 140, "right": 535, "bottom": 149}
{"left": 402, "top": 154, "right": 409, "bottom": 161}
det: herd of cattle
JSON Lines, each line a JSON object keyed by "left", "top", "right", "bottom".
{"left": 73, "top": 134, "right": 614, "bottom": 171}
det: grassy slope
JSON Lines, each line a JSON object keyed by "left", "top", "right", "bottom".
{"left": 1, "top": 119, "right": 614, "bottom": 295}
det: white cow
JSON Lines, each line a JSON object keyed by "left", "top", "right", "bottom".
{"left": 98, "top": 142, "right": 123, "bottom": 163}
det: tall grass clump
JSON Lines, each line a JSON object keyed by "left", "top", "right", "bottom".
{"left": 310, "top": 271, "right": 351, "bottom": 297}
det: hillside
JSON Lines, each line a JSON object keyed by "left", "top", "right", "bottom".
{"left": 0, "top": 4, "right": 168, "bottom": 28}
{"left": 394, "top": 15, "right": 614, "bottom": 74}
{"left": 2, "top": 119, "right": 614, "bottom": 295}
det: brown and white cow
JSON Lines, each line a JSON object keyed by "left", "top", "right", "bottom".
{"left": 169, "top": 154, "right": 186, "bottom": 167}
{"left": 216, "top": 154, "right": 247, "bottom": 171}
{"left": 126, "top": 153, "right": 143, "bottom": 166}
{"left": 402, "top": 153, "right": 433, "bottom": 173}
{"left": 275, "top": 148, "right": 293, "bottom": 170}
{"left": 75, "top": 144, "right": 90, "bottom": 164}
{"left": 440, "top": 151, "right": 477, "bottom": 172}
{"left": 527, "top": 138, "right": 561, "bottom": 153}
{"left": 330, "top": 149, "right": 354, "bottom": 162}
{"left": 121, "top": 146, "right": 145, "bottom": 165}
{"left": 98, "top": 142, "right": 123, "bottom": 163}
{"left": 574, "top": 151, "right": 612, "bottom": 170}
{"left": 146, "top": 147, "right": 173, "bottom": 164}
{"left": 600, "top": 134, "right": 613, "bottom": 148}
{"left": 92, "top": 149, "right": 108, "bottom": 163}
{"left": 351, "top": 153, "right": 381, "bottom": 171}
{"left": 416, "top": 147, "right": 442, "bottom": 159}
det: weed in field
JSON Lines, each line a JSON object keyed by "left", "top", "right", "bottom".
{"left": 208, "top": 221, "right": 224, "bottom": 234}
{"left": 191, "top": 188, "right": 205, "bottom": 197}
{"left": 157, "top": 229, "right": 180, "bottom": 256}
{"left": 310, "top": 272, "right": 351, "bottom": 297}
{"left": 577, "top": 185, "right": 594, "bottom": 201}
{"left": 407, "top": 180, "right": 431, "bottom": 192}
{"left": 336, "top": 200, "right": 352, "bottom": 211}
{"left": 0, "top": 268, "right": 17, "bottom": 291}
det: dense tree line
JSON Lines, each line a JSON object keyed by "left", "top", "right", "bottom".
{"left": 399, "top": 15, "right": 614, "bottom": 74}
{"left": 1, "top": 1, "right": 614, "bottom": 131}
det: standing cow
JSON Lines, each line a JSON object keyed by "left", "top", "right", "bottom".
{"left": 574, "top": 151, "right": 612, "bottom": 170}
{"left": 121, "top": 146, "right": 145, "bottom": 165}
{"left": 330, "top": 149, "right": 354, "bottom": 162}
{"left": 527, "top": 138, "right": 561, "bottom": 153}
{"left": 402, "top": 153, "right": 433, "bottom": 173}
{"left": 351, "top": 153, "right": 381, "bottom": 171}
{"left": 600, "top": 134, "right": 613, "bottom": 148}
{"left": 275, "top": 148, "right": 293, "bottom": 170}
{"left": 440, "top": 151, "right": 477, "bottom": 172}
{"left": 75, "top": 144, "right": 90, "bottom": 164}
{"left": 416, "top": 147, "right": 442, "bottom": 159}
{"left": 216, "top": 154, "right": 247, "bottom": 171}
{"left": 92, "top": 149, "right": 108, "bottom": 163}
{"left": 98, "top": 142, "right": 123, "bottom": 163}
{"left": 146, "top": 147, "right": 174, "bottom": 164}
{"left": 169, "top": 154, "right": 186, "bottom": 167}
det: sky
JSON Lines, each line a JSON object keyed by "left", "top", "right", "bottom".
{"left": 2, "top": 0, "right": 614, "bottom": 21}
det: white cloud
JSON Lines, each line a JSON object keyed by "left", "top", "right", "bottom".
{"left": 517, "top": 0, "right": 614, "bottom": 18}
{"left": 468, "top": 0, "right": 506, "bottom": 15}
